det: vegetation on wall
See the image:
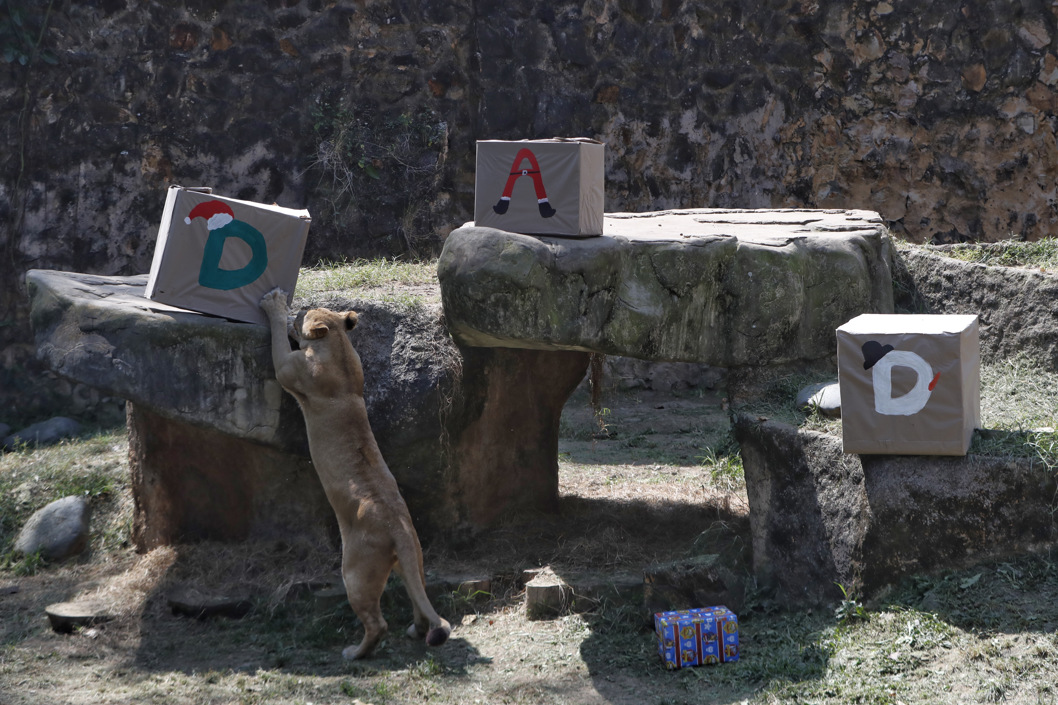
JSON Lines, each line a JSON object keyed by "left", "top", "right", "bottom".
{"left": 308, "top": 102, "right": 450, "bottom": 258}
{"left": 938, "top": 237, "right": 1058, "bottom": 272}
{"left": 0, "top": 0, "right": 57, "bottom": 66}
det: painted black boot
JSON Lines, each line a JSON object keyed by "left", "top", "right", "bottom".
{"left": 538, "top": 200, "right": 556, "bottom": 218}
{"left": 493, "top": 198, "right": 510, "bottom": 215}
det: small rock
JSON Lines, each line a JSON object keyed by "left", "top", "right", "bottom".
{"left": 14, "top": 496, "right": 91, "bottom": 561}
{"left": 45, "top": 600, "right": 114, "bottom": 633}
{"left": 3, "top": 416, "right": 82, "bottom": 450}
{"left": 310, "top": 584, "right": 350, "bottom": 611}
{"left": 796, "top": 381, "right": 841, "bottom": 418}
{"left": 455, "top": 578, "right": 492, "bottom": 600}
{"left": 425, "top": 573, "right": 493, "bottom": 602}
{"left": 168, "top": 585, "right": 252, "bottom": 619}
{"left": 284, "top": 579, "right": 336, "bottom": 601}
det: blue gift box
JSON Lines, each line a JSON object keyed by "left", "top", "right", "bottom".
{"left": 655, "top": 606, "right": 740, "bottom": 669}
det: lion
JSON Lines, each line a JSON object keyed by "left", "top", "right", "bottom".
{"left": 260, "top": 288, "right": 451, "bottom": 659}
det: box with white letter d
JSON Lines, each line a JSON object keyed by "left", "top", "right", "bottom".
{"left": 837, "top": 314, "right": 980, "bottom": 456}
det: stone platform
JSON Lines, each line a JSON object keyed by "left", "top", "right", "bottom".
{"left": 27, "top": 208, "right": 895, "bottom": 555}
{"left": 25, "top": 271, "right": 465, "bottom": 545}
{"left": 735, "top": 414, "right": 1058, "bottom": 606}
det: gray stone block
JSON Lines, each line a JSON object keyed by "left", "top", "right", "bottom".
{"left": 734, "top": 414, "right": 1057, "bottom": 606}
{"left": 3, "top": 417, "right": 81, "bottom": 450}
{"left": 15, "top": 496, "right": 91, "bottom": 561}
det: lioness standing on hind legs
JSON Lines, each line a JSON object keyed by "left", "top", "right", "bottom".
{"left": 260, "top": 288, "right": 451, "bottom": 659}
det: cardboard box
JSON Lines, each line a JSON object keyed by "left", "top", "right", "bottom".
{"left": 145, "top": 186, "right": 310, "bottom": 325}
{"left": 837, "top": 314, "right": 980, "bottom": 456}
{"left": 655, "top": 606, "right": 740, "bottom": 669}
{"left": 474, "top": 138, "right": 604, "bottom": 237}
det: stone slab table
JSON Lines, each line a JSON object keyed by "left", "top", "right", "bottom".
{"left": 437, "top": 207, "right": 895, "bottom": 533}
{"left": 27, "top": 208, "right": 896, "bottom": 550}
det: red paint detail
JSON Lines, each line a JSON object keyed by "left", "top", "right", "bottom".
{"left": 499, "top": 148, "right": 549, "bottom": 200}
{"left": 929, "top": 372, "right": 941, "bottom": 391}
{"left": 186, "top": 200, "right": 234, "bottom": 223}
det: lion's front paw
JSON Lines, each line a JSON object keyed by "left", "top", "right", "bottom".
{"left": 260, "top": 287, "right": 288, "bottom": 315}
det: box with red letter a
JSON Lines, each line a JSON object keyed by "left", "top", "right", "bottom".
{"left": 474, "top": 138, "right": 604, "bottom": 237}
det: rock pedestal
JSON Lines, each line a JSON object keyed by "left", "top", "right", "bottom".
{"left": 448, "top": 346, "right": 590, "bottom": 526}
{"left": 26, "top": 269, "right": 585, "bottom": 544}
{"left": 734, "top": 414, "right": 1058, "bottom": 605}
{"left": 126, "top": 403, "right": 330, "bottom": 549}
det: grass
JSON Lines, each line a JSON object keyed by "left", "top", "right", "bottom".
{"left": 3, "top": 342, "right": 1058, "bottom": 702}
{"left": 294, "top": 257, "right": 439, "bottom": 308}
{"left": 697, "top": 434, "right": 744, "bottom": 492}
{"left": 0, "top": 427, "right": 130, "bottom": 567}
{"left": 935, "top": 237, "right": 1058, "bottom": 271}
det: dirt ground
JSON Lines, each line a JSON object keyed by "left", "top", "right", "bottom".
{"left": 4, "top": 363, "right": 1058, "bottom": 704}
{"left": 0, "top": 370, "right": 758, "bottom": 705}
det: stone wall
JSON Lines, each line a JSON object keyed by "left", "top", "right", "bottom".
{"left": 4, "top": 0, "right": 1058, "bottom": 419}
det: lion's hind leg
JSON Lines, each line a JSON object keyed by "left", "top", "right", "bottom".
{"left": 340, "top": 542, "right": 394, "bottom": 660}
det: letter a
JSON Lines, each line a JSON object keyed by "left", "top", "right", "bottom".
{"left": 493, "top": 148, "right": 557, "bottom": 218}
{"left": 198, "top": 220, "right": 269, "bottom": 291}
{"left": 871, "top": 350, "right": 935, "bottom": 416}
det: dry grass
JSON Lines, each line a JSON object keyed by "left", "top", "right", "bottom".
{"left": 933, "top": 237, "right": 1058, "bottom": 272}
{"left": 294, "top": 258, "right": 440, "bottom": 309}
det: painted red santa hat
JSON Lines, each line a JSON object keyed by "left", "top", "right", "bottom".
{"left": 185, "top": 200, "right": 235, "bottom": 230}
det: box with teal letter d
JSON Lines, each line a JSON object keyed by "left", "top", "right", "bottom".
{"left": 145, "top": 185, "right": 310, "bottom": 325}
{"left": 655, "top": 606, "right": 740, "bottom": 669}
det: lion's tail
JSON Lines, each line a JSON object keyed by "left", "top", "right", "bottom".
{"left": 393, "top": 523, "right": 451, "bottom": 648}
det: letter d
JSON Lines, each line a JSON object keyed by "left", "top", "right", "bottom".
{"left": 198, "top": 220, "right": 268, "bottom": 291}
{"left": 872, "top": 350, "right": 934, "bottom": 416}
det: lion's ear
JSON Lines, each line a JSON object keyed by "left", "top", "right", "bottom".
{"left": 305, "top": 322, "right": 329, "bottom": 339}
{"left": 345, "top": 311, "right": 359, "bottom": 330}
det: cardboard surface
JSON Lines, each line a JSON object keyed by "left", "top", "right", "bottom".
{"left": 474, "top": 139, "right": 604, "bottom": 237}
{"left": 145, "top": 186, "right": 310, "bottom": 325}
{"left": 655, "top": 606, "right": 740, "bottom": 669}
{"left": 837, "top": 314, "right": 980, "bottom": 456}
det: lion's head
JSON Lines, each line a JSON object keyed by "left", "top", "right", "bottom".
{"left": 299, "top": 308, "right": 359, "bottom": 342}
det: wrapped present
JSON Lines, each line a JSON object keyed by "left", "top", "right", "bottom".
{"left": 474, "top": 138, "right": 604, "bottom": 237}
{"left": 145, "top": 185, "right": 310, "bottom": 326}
{"left": 837, "top": 314, "right": 980, "bottom": 455}
{"left": 655, "top": 606, "right": 740, "bottom": 670}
